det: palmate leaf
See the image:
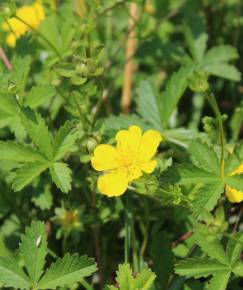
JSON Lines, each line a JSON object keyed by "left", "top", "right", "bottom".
{"left": 226, "top": 233, "right": 243, "bottom": 264}
{"left": 192, "top": 182, "right": 224, "bottom": 218}
{"left": 161, "top": 163, "right": 220, "bottom": 184}
{"left": 54, "top": 120, "right": 79, "bottom": 161}
{"left": 135, "top": 80, "right": 162, "bottom": 131}
{"left": 134, "top": 268, "right": 156, "bottom": 290}
{"left": 206, "top": 270, "right": 231, "bottom": 290}
{"left": 159, "top": 64, "right": 195, "bottom": 128}
{"left": 194, "top": 232, "right": 229, "bottom": 265}
{"left": 21, "top": 110, "right": 54, "bottom": 160}
{"left": 224, "top": 175, "right": 243, "bottom": 192}
{"left": 49, "top": 162, "right": 72, "bottom": 193}
{"left": 107, "top": 263, "right": 156, "bottom": 290}
{"left": 189, "top": 140, "right": 219, "bottom": 174}
{"left": 19, "top": 221, "right": 47, "bottom": 285}
{"left": 104, "top": 114, "right": 151, "bottom": 131}
{"left": 203, "top": 62, "right": 241, "bottom": 81}
{"left": 37, "top": 254, "right": 97, "bottom": 289}
{"left": 0, "top": 141, "right": 46, "bottom": 163}
{"left": 0, "top": 256, "right": 30, "bottom": 289}
{"left": 24, "top": 85, "right": 56, "bottom": 109}
{"left": 12, "top": 161, "right": 49, "bottom": 191}
{"left": 175, "top": 257, "right": 229, "bottom": 279}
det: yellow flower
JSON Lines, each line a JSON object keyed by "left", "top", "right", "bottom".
{"left": 225, "top": 164, "right": 243, "bottom": 203}
{"left": 2, "top": 0, "right": 45, "bottom": 47}
{"left": 91, "top": 125, "right": 162, "bottom": 197}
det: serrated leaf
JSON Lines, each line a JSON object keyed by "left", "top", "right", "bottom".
{"left": 115, "top": 263, "right": 133, "bottom": 289}
{"left": 175, "top": 257, "right": 229, "bottom": 279}
{"left": 135, "top": 80, "right": 162, "bottom": 131}
{"left": 54, "top": 121, "right": 79, "bottom": 161}
{"left": 183, "top": 16, "right": 208, "bottom": 62}
{"left": 189, "top": 140, "right": 219, "bottom": 174}
{"left": 0, "top": 141, "right": 46, "bottom": 163}
{"left": 226, "top": 233, "right": 243, "bottom": 264}
{"left": 21, "top": 110, "right": 54, "bottom": 160}
{"left": 105, "top": 114, "right": 149, "bottom": 131}
{"left": 232, "top": 261, "right": 243, "bottom": 277}
{"left": 37, "top": 254, "right": 97, "bottom": 289}
{"left": 225, "top": 175, "right": 243, "bottom": 192}
{"left": 12, "top": 161, "right": 49, "bottom": 191}
{"left": 159, "top": 64, "right": 195, "bottom": 128}
{"left": 50, "top": 162, "right": 72, "bottom": 193}
{"left": 194, "top": 232, "right": 229, "bottom": 265}
{"left": 206, "top": 270, "right": 231, "bottom": 290}
{"left": 203, "top": 45, "right": 238, "bottom": 64}
{"left": 133, "top": 268, "right": 156, "bottom": 290}
{"left": 11, "top": 56, "right": 31, "bottom": 92}
{"left": 0, "top": 256, "right": 30, "bottom": 289}
{"left": 204, "top": 63, "right": 241, "bottom": 81}
{"left": 19, "top": 221, "right": 47, "bottom": 285}
{"left": 192, "top": 182, "right": 224, "bottom": 218}
{"left": 24, "top": 85, "right": 56, "bottom": 109}
{"left": 161, "top": 163, "right": 220, "bottom": 184}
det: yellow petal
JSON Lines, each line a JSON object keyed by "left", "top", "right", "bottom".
{"left": 139, "top": 130, "right": 162, "bottom": 162}
{"left": 230, "top": 164, "right": 243, "bottom": 176}
{"left": 141, "top": 160, "right": 157, "bottom": 174}
{"left": 6, "top": 33, "right": 17, "bottom": 47}
{"left": 91, "top": 144, "right": 118, "bottom": 171}
{"left": 127, "top": 165, "right": 142, "bottom": 181}
{"left": 97, "top": 170, "right": 128, "bottom": 197}
{"left": 116, "top": 125, "right": 142, "bottom": 153}
{"left": 225, "top": 185, "right": 243, "bottom": 203}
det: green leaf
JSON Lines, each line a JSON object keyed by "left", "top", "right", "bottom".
{"left": 226, "top": 233, "right": 243, "bottom": 264}
{"left": 133, "top": 268, "right": 156, "bottom": 290}
{"left": 175, "top": 257, "right": 229, "bottom": 279}
{"left": 204, "top": 63, "right": 241, "bottom": 81}
{"left": 194, "top": 232, "right": 229, "bottom": 265}
{"left": 50, "top": 162, "right": 72, "bottom": 193}
{"left": 150, "top": 232, "right": 173, "bottom": 289}
{"left": 11, "top": 56, "right": 31, "bottom": 92}
{"left": 0, "top": 141, "right": 46, "bottom": 163}
{"left": 115, "top": 264, "right": 133, "bottom": 289}
{"left": 105, "top": 114, "right": 149, "bottom": 131}
{"left": 225, "top": 175, "right": 243, "bottom": 192}
{"left": 135, "top": 80, "right": 162, "bottom": 131}
{"left": 19, "top": 221, "right": 48, "bottom": 285}
{"left": 37, "top": 254, "right": 97, "bottom": 289}
{"left": 54, "top": 121, "right": 79, "bottom": 161}
{"left": 206, "top": 271, "right": 231, "bottom": 290}
{"left": 21, "top": 110, "right": 54, "bottom": 160}
{"left": 189, "top": 140, "right": 219, "bottom": 174}
{"left": 203, "top": 45, "right": 239, "bottom": 64}
{"left": 161, "top": 163, "right": 220, "bottom": 184}
{"left": 183, "top": 16, "right": 208, "bottom": 62}
{"left": 192, "top": 182, "right": 224, "bottom": 218}
{"left": 12, "top": 161, "right": 49, "bottom": 191}
{"left": 0, "top": 256, "right": 30, "bottom": 289}
{"left": 232, "top": 261, "right": 243, "bottom": 277}
{"left": 24, "top": 85, "right": 56, "bottom": 109}
{"left": 230, "top": 107, "right": 243, "bottom": 141}
{"left": 159, "top": 64, "right": 195, "bottom": 128}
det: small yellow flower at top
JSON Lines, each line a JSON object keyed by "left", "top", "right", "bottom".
{"left": 91, "top": 125, "right": 162, "bottom": 197}
{"left": 2, "top": 0, "right": 45, "bottom": 48}
{"left": 225, "top": 164, "right": 243, "bottom": 203}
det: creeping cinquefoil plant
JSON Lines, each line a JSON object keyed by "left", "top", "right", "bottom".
{"left": 0, "top": 1, "right": 242, "bottom": 290}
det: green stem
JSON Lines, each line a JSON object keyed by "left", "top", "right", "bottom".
{"left": 206, "top": 92, "right": 225, "bottom": 178}
{"left": 14, "top": 15, "right": 63, "bottom": 60}
{"left": 80, "top": 279, "right": 94, "bottom": 290}
{"left": 124, "top": 194, "right": 132, "bottom": 264}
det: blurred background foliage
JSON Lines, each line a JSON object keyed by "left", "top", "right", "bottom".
{"left": 0, "top": 0, "right": 242, "bottom": 289}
